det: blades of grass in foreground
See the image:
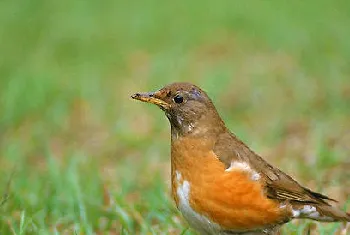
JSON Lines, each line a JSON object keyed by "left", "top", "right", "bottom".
{"left": 0, "top": 166, "right": 16, "bottom": 208}
{"left": 19, "top": 210, "right": 26, "bottom": 235}
{"left": 180, "top": 227, "right": 190, "bottom": 235}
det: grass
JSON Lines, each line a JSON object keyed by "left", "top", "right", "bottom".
{"left": 0, "top": 0, "right": 349, "bottom": 234}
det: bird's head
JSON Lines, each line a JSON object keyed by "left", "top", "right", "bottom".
{"left": 131, "top": 82, "right": 225, "bottom": 138}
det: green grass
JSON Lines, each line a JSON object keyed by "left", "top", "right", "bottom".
{"left": 0, "top": 0, "right": 350, "bottom": 234}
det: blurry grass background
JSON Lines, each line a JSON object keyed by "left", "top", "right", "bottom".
{"left": 1, "top": 0, "right": 350, "bottom": 234}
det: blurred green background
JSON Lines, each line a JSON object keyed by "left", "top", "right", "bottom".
{"left": 1, "top": 0, "right": 349, "bottom": 234}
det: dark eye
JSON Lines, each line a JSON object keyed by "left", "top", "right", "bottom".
{"left": 173, "top": 94, "right": 184, "bottom": 104}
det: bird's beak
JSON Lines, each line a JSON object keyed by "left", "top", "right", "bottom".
{"left": 131, "top": 92, "right": 170, "bottom": 110}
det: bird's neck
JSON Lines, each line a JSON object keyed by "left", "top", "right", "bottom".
{"left": 169, "top": 113, "right": 226, "bottom": 140}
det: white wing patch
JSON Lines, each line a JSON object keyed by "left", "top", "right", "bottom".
{"left": 225, "top": 161, "right": 261, "bottom": 181}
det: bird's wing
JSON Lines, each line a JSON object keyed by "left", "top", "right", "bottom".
{"left": 253, "top": 156, "right": 334, "bottom": 205}
{"left": 213, "top": 132, "right": 334, "bottom": 205}
{"left": 213, "top": 132, "right": 350, "bottom": 222}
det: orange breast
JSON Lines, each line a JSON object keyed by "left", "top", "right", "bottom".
{"left": 171, "top": 137, "right": 288, "bottom": 231}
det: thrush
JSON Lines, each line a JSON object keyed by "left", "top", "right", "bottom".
{"left": 131, "top": 82, "right": 350, "bottom": 235}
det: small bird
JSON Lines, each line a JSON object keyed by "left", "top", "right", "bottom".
{"left": 131, "top": 82, "right": 349, "bottom": 235}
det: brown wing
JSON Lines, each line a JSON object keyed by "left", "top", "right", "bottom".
{"left": 213, "top": 131, "right": 350, "bottom": 221}
{"left": 213, "top": 132, "right": 335, "bottom": 206}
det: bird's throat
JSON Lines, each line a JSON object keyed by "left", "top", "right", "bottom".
{"left": 169, "top": 116, "right": 196, "bottom": 139}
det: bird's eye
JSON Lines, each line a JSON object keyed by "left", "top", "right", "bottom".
{"left": 173, "top": 94, "right": 184, "bottom": 104}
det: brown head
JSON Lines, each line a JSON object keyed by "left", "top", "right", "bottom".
{"left": 131, "top": 82, "right": 226, "bottom": 138}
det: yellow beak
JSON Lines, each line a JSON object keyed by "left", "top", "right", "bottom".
{"left": 131, "top": 92, "right": 170, "bottom": 110}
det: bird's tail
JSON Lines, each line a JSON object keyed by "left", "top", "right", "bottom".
{"left": 316, "top": 204, "right": 350, "bottom": 222}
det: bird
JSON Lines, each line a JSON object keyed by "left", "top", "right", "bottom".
{"left": 131, "top": 82, "right": 350, "bottom": 235}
